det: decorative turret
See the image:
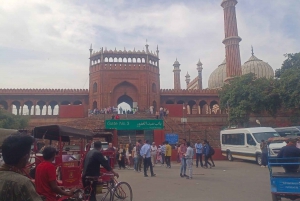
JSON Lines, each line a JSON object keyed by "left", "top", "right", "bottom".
{"left": 156, "top": 45, "right": 159, "bottom": 58}
{"left": 145, "top": 39, "right": 149, "bottom": 53}
{"left": 89, "top": 44, "right": 93, "bottom": 67}
{"left": 185, "top": 72, "right": 190, "bottom": 88}
{"left": 173, "top": 58, "right": 181, "bottom": 89}
{"left": 197, "top": 59, "right": 203, "bottom": 90}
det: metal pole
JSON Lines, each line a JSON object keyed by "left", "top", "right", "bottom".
{"left": 183, "top": 103, "right": 186, "bottom": 139}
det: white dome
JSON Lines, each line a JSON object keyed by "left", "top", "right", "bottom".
{"left": 242, "top": 55, "right": 274, "bottom": 79}
{"left": 208, "top": 59, "right": 226, "bottom": 89}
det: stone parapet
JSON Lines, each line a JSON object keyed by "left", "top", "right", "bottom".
{"left": 160, "top": 89, "right": 219, "bottom": 95}
{"left": 0, "top": 88, "right": 89, "bottom": 95}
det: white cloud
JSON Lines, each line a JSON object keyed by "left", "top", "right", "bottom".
{"left": 0, "top": 0, "right": 299, "bottom": 90}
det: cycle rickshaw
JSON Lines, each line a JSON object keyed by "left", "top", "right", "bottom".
{"left": 25, "top": 125, "right": 132, "bottom": 201}
{"left": 268, "top": 138, "right": 300, "bottom": 201}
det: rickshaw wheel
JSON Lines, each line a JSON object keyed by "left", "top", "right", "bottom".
{"left": 271, "top": 193, "right": 281, "bottom": 201}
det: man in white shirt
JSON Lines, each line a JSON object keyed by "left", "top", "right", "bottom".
{"left": 151, "top": 142, "right": 158, "bottom": 166}
{"left": 185, "top": 142, "right": 194, "bottom": 179}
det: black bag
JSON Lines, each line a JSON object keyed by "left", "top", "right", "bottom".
{"left": 209, "top": 146, "right": 215, "bottom": 156}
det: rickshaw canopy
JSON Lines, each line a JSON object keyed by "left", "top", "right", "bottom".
{"left": 33, "top": 125, "right": 94, "bottom": 142}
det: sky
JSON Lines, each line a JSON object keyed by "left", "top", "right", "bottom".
{"left": 0, "top": 0, "right": 299, "bottom": 90}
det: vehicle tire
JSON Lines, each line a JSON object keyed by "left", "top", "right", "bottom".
{"left": 227, "top": 151, "right": 233, "bottom": 161}
{"left": 256, "top": 154, "right": 262, "bottom": 166}
{"left": 111, "top": 181, "right": 133, "bottom": 201}
{"left": 271, "top": 193, "right": 281, "bottom": 201}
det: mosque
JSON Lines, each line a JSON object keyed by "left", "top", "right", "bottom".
{"left": 0, "top": 0, "right": 277, "bottom": 124}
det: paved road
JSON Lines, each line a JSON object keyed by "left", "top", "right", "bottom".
{"left": 98, "top": 160, "right": 299, "bottom": 201}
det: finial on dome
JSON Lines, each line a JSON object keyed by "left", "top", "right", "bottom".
{"left": 173, "top": 58, "right": 180, "bottom": 65}
{"left": 186, "top": 71, "right": 190, "bottom": 77}
{"left": 251, "top": 46, "right": 254, "bottom": 56}
{"left": 197, "top": 59, "right": 203, "bottom": 66}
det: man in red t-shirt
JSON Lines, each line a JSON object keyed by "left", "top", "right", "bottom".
{"left": 35, "top": 147, "right": 74, "bottom": 201}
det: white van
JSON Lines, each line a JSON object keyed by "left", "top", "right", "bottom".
{"left": 220, "top": 127, "right": 284, "bottom": 165}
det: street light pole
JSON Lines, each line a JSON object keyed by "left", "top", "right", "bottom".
{"left": 183, "top": 103, "right": 186, "bottom": 139}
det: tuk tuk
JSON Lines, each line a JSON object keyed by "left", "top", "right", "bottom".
{"left": 268, "top": 138, "right": 300, "bottom": 201}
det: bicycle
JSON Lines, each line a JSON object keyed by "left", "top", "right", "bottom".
{"left": 59, "top": 173, "right": 133, "bottom": 201}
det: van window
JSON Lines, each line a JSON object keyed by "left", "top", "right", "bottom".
{"left": 222, "top": 133, "right": 245, "bottom": 145}
{"left": 252, "top": 132, "right": 279, "bottom": 142}
{"left": 246, "top": 134, "right": 256, "bottom": 146}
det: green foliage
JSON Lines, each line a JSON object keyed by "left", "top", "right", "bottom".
{"left": 275, "top": 53, "right": 300, "bottom": 78}
{"left": 278, "top": 68, "right": 300, "bottom": 124}
{"left": 219, "top": 73, "right": 281, "bottom": 127}
{"left": 0, "top": 109, "right": 29, "bottom": 129}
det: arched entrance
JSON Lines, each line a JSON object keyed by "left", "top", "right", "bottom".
{"left": 117, "top": 95, "right": 133, "bottom": 114}
{"left": 112, "top": 81, "right": 138, "bottom": 113}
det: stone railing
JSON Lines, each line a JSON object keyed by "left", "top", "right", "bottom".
{"left": 160, "top": 88, "right": 219, "bottom": 95}
{"left": 0, "top": 88, "right": 89, "bottom": 95}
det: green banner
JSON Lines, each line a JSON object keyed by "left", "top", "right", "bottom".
{"left": 105, "top": 119, "right": 164, "bottom": 130}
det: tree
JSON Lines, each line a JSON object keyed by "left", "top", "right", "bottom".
{"left": 219, "top": 73, "right": 281, "bottom": 127}
{"left": 275, "top": 53, "right": 300, "bottom": 78}
{"left": 278, "top": 68, "right": 300, "bottom": 124}
{"left": 0, "top": 109, "right": 29, "bottom": 129}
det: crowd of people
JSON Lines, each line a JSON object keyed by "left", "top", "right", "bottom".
{"left": 1, "top": 132, "right": 299, "bottom": 201}
{"left": 110, "top": 138, "right": 216, "bottom": 179}
{"left": 89, "top": 106, "right": 138, "bottom": 116}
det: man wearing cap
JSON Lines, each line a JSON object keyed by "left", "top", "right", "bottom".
{"left": 277, "top": 138, "right": 300, "bottom": 173}
{"left": 150, "top": 142, "right": 158, "bottom": 166}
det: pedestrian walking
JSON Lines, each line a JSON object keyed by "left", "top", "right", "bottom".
{"left": 179, "top": 139, "right": 187, "bottom": 177}
{"left": 160, "top": 142, "right": 166, "bottom": 166}
{"left": 203, "top": 140, "right": 212, "bottom": 168}
{"left": 260, "top": 140, "right": 268, "bottom": 167}
{"left": 140, "top": 140, "right": 156, "bottom": 177}
{"left": 117, "top": 144, "right": 126, "bottom": 169}
{"left": 195, "top": 139, "right": 203, "bottom": 167}
{"left": 185, "top": 142, "right": 194, "bottom": 179}
{"left": 132, "top": 143, "right": 138, "bottom": 172}
{"left": 165, "top": 141, "right": 172, "bottom": 168}
{"left": 207, "top": 140, "right": 215, "bottom": 167}
{"left": 136, "top": 140, "right": 143, "bottom": 172}
{"left": 151, "top": 142, "right": 158, "bottom": 166}
{"left": 125, "top": 143, "right": 132, "bottom": 169}
{"left": 156, "top": 145, "right": 162, "bottom": 163}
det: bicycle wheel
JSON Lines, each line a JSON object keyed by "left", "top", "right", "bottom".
{"left": 111, "top": 182, "right": 133, "bottom": 201}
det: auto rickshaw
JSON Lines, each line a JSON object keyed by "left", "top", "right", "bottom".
{"left": 268, "top": 138, "right": 300, "bottom": 201}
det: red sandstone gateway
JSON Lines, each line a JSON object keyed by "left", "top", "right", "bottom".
{"left": 23, "top": 125, "right": 132, "bottom": 201}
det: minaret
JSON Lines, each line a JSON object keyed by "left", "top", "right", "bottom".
{"left": 173, "top": 58, "right": 181, "bottom": 89}
{"left": 89, "top": 44, "right": 93, "bottom": 67}
{"left": 185, "top": 72, "right": 190, "bottom": 89}
{"left": 156, "top": 45, "right": 160, "bottom": 68}
{"left": 221, "top": 0, "right": 242, "bottom": 81}
{"left": 196, "top": 59, "right": 203, "bottom": 90}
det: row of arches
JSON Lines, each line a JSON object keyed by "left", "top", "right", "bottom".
{"left": 165, "top": 100, "right": 224, "bottom": 115}
{"left": 91, "top": 57, "right": 158, "bottom": 66}
{"left": 0, "top": 100, "right": 83, "bottom": 116}
{"left": 92, "top": 82, "right": 157, "bottom": 94}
